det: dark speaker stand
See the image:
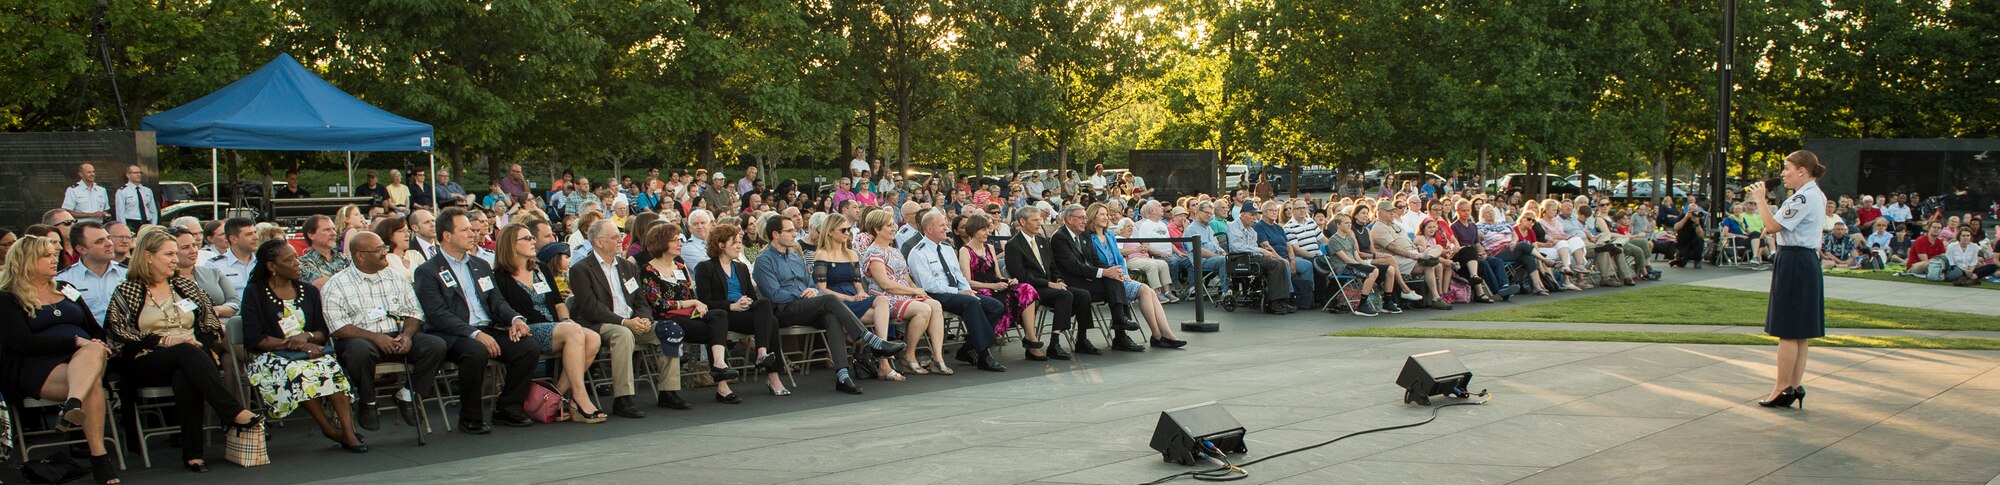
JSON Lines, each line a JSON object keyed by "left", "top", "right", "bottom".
{"left": 1179, "top": 236, "right": 1219, "bottom": 332}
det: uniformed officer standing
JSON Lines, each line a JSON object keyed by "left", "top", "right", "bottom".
{"left": 1747, "top": 150, "right": 1826, "bottom": 409}
{"left": 62, "top": 163, "right": 112, "bottom": 223}
{"left": 115, "top": 165, "right": 157, "bottom": 231}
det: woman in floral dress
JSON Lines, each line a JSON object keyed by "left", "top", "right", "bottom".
{"left": 954, "top": 215, "right": 1046, "bottom": 360}
{"left": 858, "top": 210, "right": 951, "bottom": 375}
{"left": 239, "top": 240, "right": 364, "bottom": 452}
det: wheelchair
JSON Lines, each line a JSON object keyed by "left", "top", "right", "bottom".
{"left": 1219, "top": 252, "right": 1269, "bottom": 312}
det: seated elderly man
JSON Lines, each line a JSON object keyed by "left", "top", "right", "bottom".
{"left": 1225, "top": 203, "right": 1296, "bottom": 314}
{"left": 1819, "top": 222, "right": 1863, "bottom": 269}
{"left": 1367, "top": 200, "right": 1449, "bottom": 310}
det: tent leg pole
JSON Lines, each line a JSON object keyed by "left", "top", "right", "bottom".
{"left": 211, "top": 148, "right": 219, "bottom": 219}
{"left": 429, "top": 152, "right": 437, "bottom": 209}
{"left": 346, "top": 151, "right": 354, "bottom": 196}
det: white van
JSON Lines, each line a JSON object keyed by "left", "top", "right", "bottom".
{"left": 1223, "top": 164, "right": 1248, "bottom": 188}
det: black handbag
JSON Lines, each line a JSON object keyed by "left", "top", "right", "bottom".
{"left": 20, "top": 451, "right": 88, "bottom": 484}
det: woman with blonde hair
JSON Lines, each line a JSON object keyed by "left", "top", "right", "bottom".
{"left": 104, "top": 228, "right": 261, "bottom": 473}
{"left": 1082, "top": 203, "right": 1185, "bottom": 348}
{"left": 812, "top": 214, "right": 917, "bottom": 380}
{"left": 334, "top": 204, "right": 366, "bottom": 254}
{"left": 0, "top": 236, "right": 120, "bottom": 483}
{"left": 859, "top": 210, "right": 952, "bottom": 374}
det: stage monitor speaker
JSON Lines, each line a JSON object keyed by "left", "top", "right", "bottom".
{"left": 1397, "top": 350, "right": 1473, "bottom": 406}
{"left": 1149, "top": 401, "right": 1247, "bottom": 466}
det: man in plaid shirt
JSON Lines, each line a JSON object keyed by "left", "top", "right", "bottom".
{"left": 323, "top": 231, "right": 446, "bottom": 431}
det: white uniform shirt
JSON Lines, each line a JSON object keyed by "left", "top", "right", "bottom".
{"left": 907, "top": 238, "right": 973, "bottom": 295}
{"left": 63, "top": 181, "right": 111, "bottom": 221}
{"left": 115, "top": 182, "right": 157, "bottom": 225}
{"left": 204, "top": 250, "right": 255, "bottom": 294}
{"left": 1773, "top": 181, "right": 1827, "bottom": 249}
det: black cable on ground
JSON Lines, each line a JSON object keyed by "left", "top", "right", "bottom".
{"left": 1141, "top": 395, "right": 1491, "bottom": 484}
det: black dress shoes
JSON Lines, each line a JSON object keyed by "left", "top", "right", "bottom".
{"left": 1073, "top": 339, "right": 1103, "bottom": 355}
{"left": 356, "top": 402, "right": 381, "bottom": 431}
{"left": 1023, "top": 341, "right": 1049, "bottom": 361}
{"left": 955, "top": 347, "right": 977, "bottom": 365}
{"left": 1045, "top": 341, "right": 1074, "bottom": 361}
{"left": 836, "top": 379, "right": 865, "bottom": 395}
{"left": 612, "top": 396, "right": 647, "bottom": 418}
{"left": 1150, "top": 337, "right": 1188, "bottom": 349}
{"left": 1111, "top": 337, "right": 1147, "bottom": 352}
{"left": 977, "top": 353, "right": 1007, "bottom": 372}
{"left": 459, "top": 421, "right": 493, "bottom": 435}
{"left": 1117, "top": 320, "right": 1141, "bottom": 331}
{"left": 396, "top": 394, "right": 421, "bottom": 426}
{"left": 493, "top": 411, "right": 534, "bottom": 428}
{"left": 657, "top": 391, "right": 692, "bottom": 409}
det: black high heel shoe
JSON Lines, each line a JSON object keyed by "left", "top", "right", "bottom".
{"left": 55, "top": 397, "right": 84, "bottom": 432}
{"left": 715, "top": 392, "right": 742, "bottom": 404}
{"left": 1791, "top": 386, "right": 1806, "bottom": 409}
{"left": 90, "top": 453, "right": 119, "bottom": 483}
{"left": 1757, "top": 387, "right": 1799, "bottom": 408}
{"left": 225, "top": 412, "right": 265, "bottom": 431}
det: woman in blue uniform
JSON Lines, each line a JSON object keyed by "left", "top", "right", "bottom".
{"left": 1747, "top": 150, "right": 1826, "bottom": 409}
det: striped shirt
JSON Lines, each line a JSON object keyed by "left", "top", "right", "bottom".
{"left": 322, "top": 265, "right": 424, "bottom": 334}
{"left": 1284, "top": 218, "right": 1322, "bottom": 257}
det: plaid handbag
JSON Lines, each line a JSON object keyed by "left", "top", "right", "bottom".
{"left": 225, "top": 422, "right": 270, "bottom": 467}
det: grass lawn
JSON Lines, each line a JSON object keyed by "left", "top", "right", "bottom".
{"left": 1331, "top": 327, "right": 2000, "bottom": 351}
{"left": 1825, "top": 270, "right": 2000, "bottom": 291}
{"left": 1436, "top": 285, "right": 2000, "bottom": 332}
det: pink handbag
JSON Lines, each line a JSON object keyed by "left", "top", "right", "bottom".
{"left": 524, "top": 379, "right": 571, "bottom": 423}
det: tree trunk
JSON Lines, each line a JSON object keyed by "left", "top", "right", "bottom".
{"left": 697, "top": 130, "right": 717, "bottom": 173}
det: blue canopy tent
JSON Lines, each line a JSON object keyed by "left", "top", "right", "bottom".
{"left": 142, "top": 53, "right": 438, "bottom": 214}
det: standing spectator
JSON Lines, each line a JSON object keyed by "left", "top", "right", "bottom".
{"left": 55, "top": 221, "right": 125, "bottom": 324}
{"left": 702, "top": 172, "right": 734, "bottom": 214}
{"left": 114, "top": 165, "right": 156, "bottom": 231}
{"left": 62, "top": 163, "right": 111, "bottom": 223}
{"left": 848, "top": 148, "right": 870, "bottom": 176}
{"left": 737, "top": 165, "right": 759, "bottom": 197}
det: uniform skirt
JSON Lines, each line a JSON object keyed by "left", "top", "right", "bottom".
{"left": 1765, "top": 246, "right": 1826, "bottom": 339}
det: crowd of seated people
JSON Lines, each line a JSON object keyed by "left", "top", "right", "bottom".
{"left": 5, "top": 159, "right": 1998, "bottom": 479}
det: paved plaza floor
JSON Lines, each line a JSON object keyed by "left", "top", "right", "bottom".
{"left": 82, "top": 267, "right": 2000, "bottom": 484}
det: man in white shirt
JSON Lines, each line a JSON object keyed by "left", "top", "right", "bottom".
{"left": 737, "top": 165, "right": 759, "bottom": 197}
{"left": 906, "top": 212, "right": 1007, "bottom": 371}
{"left": 681, "top": 209, "right": 713, "bottom": 269}
{"left": 55, "top": 221, "right": 126, "bottom": 324}
{"left": 408, "top": 209, "right": 441, "bottom": 260}
{"left": 62, "top": 163, "right": 111, "bottom": 223}
{"left": 848, "top": 148, "right": 870, "bottom": 177}
{"left": 324, "top": 232, "right": 444, "bottom": 431}
{"left": 114, "top": 165, "right": 156, "bottom": 231}
{"left": 203, "top": 217, "right": 258, "bottom": 293}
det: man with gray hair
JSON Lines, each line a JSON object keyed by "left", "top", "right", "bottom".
{"left": 568, "top": 219, "right": 667, "bottom": 418}
{"left": 907, "top": 211, "right": 1009, "bottom": 370}
{"left": 1006, "top": 205, "right": 1084, "bottom": 360}
{"left": 681, "top": 209, "right": 714, "bottom": 269}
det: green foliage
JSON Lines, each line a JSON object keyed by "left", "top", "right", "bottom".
{"left": 3, "top": 0, "right": 1995, "bottom": 182}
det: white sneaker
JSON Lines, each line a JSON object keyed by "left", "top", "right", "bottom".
{"left": 1400, "top": 291, "right": 1423, "bottom": 301}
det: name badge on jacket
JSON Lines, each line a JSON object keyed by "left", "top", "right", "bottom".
{"left": 175, "top": 299, "right": 198, "bottom": 313}
{"left": 61, "top": 286, "right": 83, "bottom": 301}
{"left": 441, "top": 270, "right": 459, "bottom": 288}
{"left": 623, "top": 278, "right": 638, "bottom": 294}
{"left": 477, "top": 276, "right": 494, "bottom": 292}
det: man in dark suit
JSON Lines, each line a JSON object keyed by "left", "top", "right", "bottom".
{"left": 1004, "top": 206, "right": 1082, "bottom": 360}
{"left": 1049, "top": 204, "right": 1146, "bottom": 353}
{"left": 567, "top": 219, "right": 672, "bottom": 417}
{"left": 414, "top": 207, "right": 541, "bottom": 434}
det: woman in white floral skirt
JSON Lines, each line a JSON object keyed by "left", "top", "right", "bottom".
{"left": 239, "top": 240, "right": 365, "bottom": 453}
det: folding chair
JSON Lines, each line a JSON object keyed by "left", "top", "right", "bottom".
{"left": 11, "top": 397, "right": 126, "bottom": 470}
{"left": 775, "top": 326, "right": 832, "bottom": 388}
{"left": 363, "top": 362, "right": 437, "bottom": 445}
{"left": 124, "top": 385, "right": 219, "bottom": 468}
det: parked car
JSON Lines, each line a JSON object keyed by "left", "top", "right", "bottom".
{"left": 158, "top": 181, "right": 200, "bottom": 205}
{"left": 1496, "top": 173, "right": 1583, "bottom": 197}
{"left": 1611, "top": 179, "right": 1690, "bottom": 199}
{"left": 1565, "top": 174, "right": 1612, "bottom": 193}
{"left": 1223, "top": 164, "right": 1249, "bottom": 189}
{"left": 161, "top": 201, "right": 259, "bottom": 223}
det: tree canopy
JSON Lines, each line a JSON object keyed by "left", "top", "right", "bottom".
{"left": 4, "top": 0, "right": 1995, "bottom": 184}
